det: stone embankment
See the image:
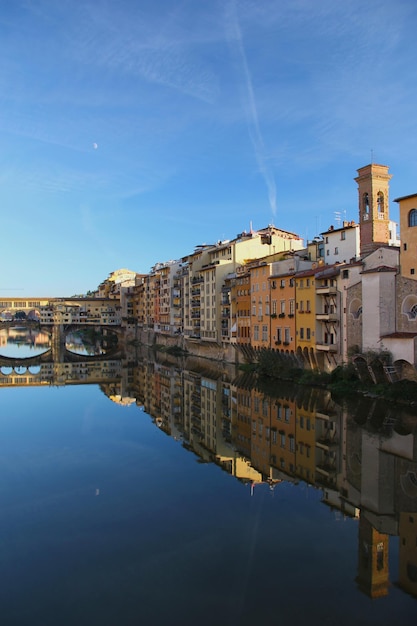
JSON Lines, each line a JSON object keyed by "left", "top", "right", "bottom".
{"left": 127, "top": 327, "right": 252, "bottom": 365}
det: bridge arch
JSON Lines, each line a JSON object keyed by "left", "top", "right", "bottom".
{"left": 0, "top": 310, "right": 13, "bottom": 321}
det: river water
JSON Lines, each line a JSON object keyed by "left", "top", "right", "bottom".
{"left": 0, "top": 328, "right": 416, "bottom": 625}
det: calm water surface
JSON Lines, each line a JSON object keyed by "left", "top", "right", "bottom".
{"left": 0, "top": 351, "right": 416, "bottom": 625}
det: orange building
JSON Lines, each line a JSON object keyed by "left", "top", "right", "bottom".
{"left": 295, "top": 268, "right": 319, "bottom": 369}
{"left": 233, "top": 265, "right": 251, "bottom": 344}
{"left": 249, "top": 262, "right": 274, "bottom": 349}
{"left": 269, "top": 271, "right": 296, "bottom": 355}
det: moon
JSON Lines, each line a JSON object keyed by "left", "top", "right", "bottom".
{"left": 93, "top": 142, "right": 98, "bottom": 150}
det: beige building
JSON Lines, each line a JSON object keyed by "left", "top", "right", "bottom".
{"left": 182, "top": 227, "right": 304, "bottom": 342}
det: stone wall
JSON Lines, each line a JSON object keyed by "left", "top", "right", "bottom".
{"left": 346, "top": 281, "right": 363, "bottom": 353}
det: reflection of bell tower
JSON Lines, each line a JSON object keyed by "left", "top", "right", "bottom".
{"left": 398, "top": 511, "right": 417, "bottom": 598}
{"left": 356, "top": 515, "right": 389, "bottom": 598}
{"left": 355, "top": 163, "right": 392, "bottom": 257}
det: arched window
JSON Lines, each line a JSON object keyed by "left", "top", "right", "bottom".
{"left": 363, "top": 193, "right": 369, "bottom": 214}
{"left": 410, "top": 303, "right": 417, "bottom": 320}
{"left": 408, "top": 209, "right": 417, "bottom": 227}
{"left": 377, "top": 192, "right": 384, "bottom": 213}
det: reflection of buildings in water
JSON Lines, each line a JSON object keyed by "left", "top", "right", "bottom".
{"left": 0, "top": 327, "right": 51, "bottom": 350}
{"left": 399, "top": 511, "right": 417, "bottom": 598}
{"left": 0, "top": 359, "right": 123, "bottom": 389}
{"left": 343, "top": 403, "right": 417, "bottom": 599}
{"left": 2, "top": 350, "right": 417, "bottom": 600}
{"left": 109, "top": 395, "right": 136, "bottom": 406}
{"left": 356, "top": 515, "right": 389, "bottom": 598}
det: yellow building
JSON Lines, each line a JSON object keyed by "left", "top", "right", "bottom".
{"left": 395, "top": 192, "right": 417, "bottom": 279}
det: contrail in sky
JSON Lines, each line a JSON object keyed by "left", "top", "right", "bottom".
{"left": 227, "top": 1, "right": 277, "bottom": 217}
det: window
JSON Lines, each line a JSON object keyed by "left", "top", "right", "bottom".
{"left": 284, "top": 327, "right": 290, "bottom": 343}
{"left": 342, "top": 269, "right": 349, "bottom": 279}
{"left": 363, "top": 192, "right": 369, "bottom": 213}
{"left": 404, "top": 243, "right": 408, "bottom": 251}
{"left": 289, "top": 300, "right": 295, "bottom": 314}
{"left": 262, "top": 325, "right": 268, "bottom": 341}
{"left": 409, "top": 209, "right": 417, "bottom": 227}
{"left": 306, "top": 328, "right": 311, "bottom": 340}
{"left": 300, "top": 328, "right": 304, "bottom": 339}
{"left": 377, "top": 192, "right": 384, "bottom": 213}
{"left": 334, "top": 247, "right": 339, "bottom": 255}
{"left": 341, "top": 231, "right": 346, "bottom": 240}
{"left": 306, "top": 300, "right": 310, "bottom": 312}
{"left": 254, "top": 325, "right": 259, "bottom": 341}
{"left": 306, "top": 279, "right": 310, "bottom": 287}
{"left": 280, "top": 300, "right": 285, "bottom": 314}
{"left": 411, "top": 268, "right": 415, "bottom": 275}
{"left": 280, "top": 279, "right": 285, "bottom": 288}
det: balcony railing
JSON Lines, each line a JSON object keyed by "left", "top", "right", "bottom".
{"left": 316, "top": 313, "right": 338, "bottom": 321}
{"left": 316, "top": 342, "right": 337, "bottom": 352}
{"left": 316, "top": 286, "right": 337, "bottom": 295}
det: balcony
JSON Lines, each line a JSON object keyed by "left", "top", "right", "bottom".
{"left": 316, "top": 342, "right": 337, "bottom": 352}
{"left": 316, "top": 438, "right": 338, "bottom": 451}
{"left": 316, "top": 286, "right": 337, "bottom": 295}
{"left": 316, "top": 313, "right": 338, "bottom": 321}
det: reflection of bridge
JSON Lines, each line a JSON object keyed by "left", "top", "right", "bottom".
{"left": 0, "top": 354, "right": 123, "bottom": 387}
{"left": 0, "top": 321, "right": 125, "bottom": 385}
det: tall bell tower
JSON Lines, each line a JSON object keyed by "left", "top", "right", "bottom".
{"left": 355, "top": 163, "right": 392, "bottom": 257}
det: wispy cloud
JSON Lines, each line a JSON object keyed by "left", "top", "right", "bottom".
{"left": 225, "top": 0, "right": 277, "bottom": 218}
{"left": 65, "top": 2, "right": 220, "bottom": 104}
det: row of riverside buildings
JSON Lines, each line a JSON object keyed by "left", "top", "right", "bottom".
{"left": 98, "top": 163, "right": 417, "bottom": 374}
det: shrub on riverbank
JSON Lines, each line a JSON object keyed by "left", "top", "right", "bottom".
{"left": 255, "top": 348, "right": 417, "bottom": 406}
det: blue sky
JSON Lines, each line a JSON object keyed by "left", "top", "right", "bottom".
{"left": 1, "top": 0, "right": 416, "bottom": 296}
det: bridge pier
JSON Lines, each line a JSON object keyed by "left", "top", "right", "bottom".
{"left": 51, "top": 324, "right": 66, "bottom": 362}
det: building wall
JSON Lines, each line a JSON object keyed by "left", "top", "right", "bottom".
{"left": 322, "top": 223, "right": 359, "bottom": 265}
{"left": 346, "top": 281, "right": 363, "bottom": 353}
{"left": 362, "top": 271, "right": 396, "bottom": 351}
{"left": 396, "top": 275, "right": 417, "bottom": 332}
